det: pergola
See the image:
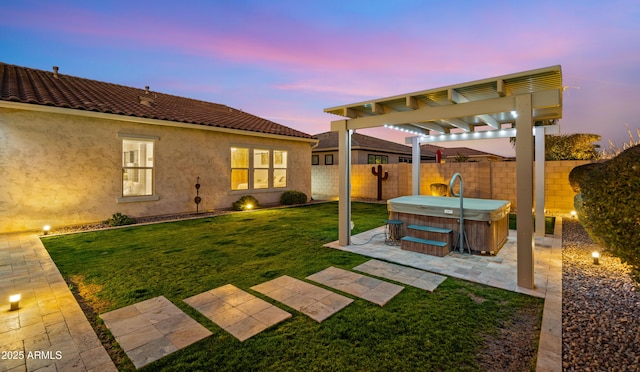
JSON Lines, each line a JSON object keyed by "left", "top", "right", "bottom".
{"left": 325, "top": 65, "right": 563, "bottom": 289}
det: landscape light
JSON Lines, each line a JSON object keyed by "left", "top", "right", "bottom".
{"left": 570, "top": 210, "right": 577, "bottom": 218}
{"left": 592, "top": 251, "right": 600, "bottom": 265}
{"left": 9, "top": 294, "right": 21, "bottom": 311}
{"left": 43, "top": 225, "right": 51, "bottom": 235}
{"left": 245, "top": 203, "right": 253, "bottom": 210}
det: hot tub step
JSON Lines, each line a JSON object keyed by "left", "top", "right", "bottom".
{"left": 407, "top": 225, "right": 452, "bottom": 234}
{"left": 406, "top": 224, "right": 453, "bottom": 249}
{"left": 401, "top": 236, "right": 449, "bottom": 257}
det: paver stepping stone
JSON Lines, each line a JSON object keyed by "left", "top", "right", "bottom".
{"left": 184, "top": 284, "right": 291, "bottom": 342}
{"left": 306, "top": 266, "right": 403, "bottom": 306}
{"left": 100, "top": 296, "right": 211, "bottom": 369}
{"left": 251, "top": 275, "right": 353, "bottom": 323}
{"left": 354, "top": 259, "right": 447, "bottom": 292}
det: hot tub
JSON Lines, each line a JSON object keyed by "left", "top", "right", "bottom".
{"left": 388, "top": 195, "right": 511, "bottom": 255}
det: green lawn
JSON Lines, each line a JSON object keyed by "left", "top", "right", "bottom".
{"left": 42, "top": 202, "right": 542, "bottom": 371}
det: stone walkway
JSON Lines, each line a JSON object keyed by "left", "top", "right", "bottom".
{"left": 184, "top": 284, "right": 291, "bottom": 342}
{"left": 100, "top": 296, "right": 212, "bottom": 369}
{"left": 354, "top": 259, "right": 447, "bottom": 292}
{"left": 307, "top": 266, "right": 403, "bottom": 306}
{"left": 0, "top": 233, "right": 116, "bottom": 371}
{"left": 251, "top": 276, "right": 353, "bottom": 323}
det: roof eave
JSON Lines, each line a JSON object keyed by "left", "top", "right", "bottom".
{"left": 0, "top": 100, "right": 318, "bottom": 144}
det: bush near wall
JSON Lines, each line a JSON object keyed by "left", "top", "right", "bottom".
{"left": 568, "top": 162, "right": 602, "bottom": 193}
{"left": 280, "top": 190, "right": 308, "bottom": 205}
{"left": 579, "top": 144, "right": 640, "bottom": 279}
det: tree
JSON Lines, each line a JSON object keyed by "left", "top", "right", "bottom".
{"left": 545, "top": 133, "right": 601, "bottom": 160}
{"left": 452, "top": 152, "right": 469, "bottom": 162}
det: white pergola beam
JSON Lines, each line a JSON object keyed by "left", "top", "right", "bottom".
{"left": 535, "top": 126, "right": 546, "bottom": 238}
{"left": 516, "top": 94, "right": 535, "bottom": 289}
{"left": 414, "top": 124, "right": 559, "bottom": 143}
{"left": 334, "top": 120, "right": 352, "bottom": 246}
{"left": 405, "top": 96, "right": 419, "bottom": 110}
{"left": 371, "top": 102, "right": 385, "bottom": 115}
{"left": 440, "top": 118, "right": 470, "bottom": 132}
{"left": 342, "top": 95, "right": 516, "bottom": 131}
{"left": 448, "top": 88, "right": 500, "bottom": 129}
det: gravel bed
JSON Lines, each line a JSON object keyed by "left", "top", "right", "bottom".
{"left": 563, "top": 219, "right": 640, "bottom": 371}
{"left": 44, "top": 210, "right": 232, "bottom": 235}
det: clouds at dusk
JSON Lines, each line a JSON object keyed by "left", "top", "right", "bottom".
{"left": 2, "top": 0, "right": 639, "bottom": 155}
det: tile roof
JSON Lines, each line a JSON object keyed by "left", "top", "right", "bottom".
{"left": 0, "top": 62, "right": 314, "bottom": 140}
{"left": 420, "top": 144, "right": 503, "bottom": 158}
{"left": 314, "top": 131, "right": 411, "bottom": 154}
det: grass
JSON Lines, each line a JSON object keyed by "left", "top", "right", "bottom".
{"left": 508, "top": 213, "right": 556, "bottom": 235}
{"left": 42, "top": 202, "right": 542, "bottom": 371}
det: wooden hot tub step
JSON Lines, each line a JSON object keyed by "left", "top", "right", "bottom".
{"left": 407, "top": 225, "right": 452, "bottom": 234}
{"left": 400, "top": 236, "right": 449, "bottom": 257}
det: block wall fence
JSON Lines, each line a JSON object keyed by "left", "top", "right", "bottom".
{"left": 311, "top": 160, "right": 592, "bottom": 213}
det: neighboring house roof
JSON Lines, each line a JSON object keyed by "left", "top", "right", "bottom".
{"left": 421, "top": 144, "right": 503, "bottom": 159}
{"left": 0, "top": 62, "right": 314, "bottom": 140}
{"left": 313, "top": 131, "right": 411, "bottom": 154}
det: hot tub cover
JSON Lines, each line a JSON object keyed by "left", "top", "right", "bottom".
{"left": 388, "top": 195, "right": 511, "bottom": 222}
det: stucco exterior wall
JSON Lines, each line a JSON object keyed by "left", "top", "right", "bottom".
{"left": 313, "top": 150, "right": 411, "bottom": 165}
{"left": 0, "top": 108, "right": 312, "bottom": 233}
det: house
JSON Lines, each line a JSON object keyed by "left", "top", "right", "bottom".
{"left": 312, "top": 131, "right": 434, "bottom": 165}
{"left": 0, "top": 62, "right": 317, "bottom": 233}
{"left": 420, "top": 144, "right": 506, "bottom": 162}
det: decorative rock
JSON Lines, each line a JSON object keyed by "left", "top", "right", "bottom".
{"left": 563, "top": 220, "right": 640, "bottom": 371}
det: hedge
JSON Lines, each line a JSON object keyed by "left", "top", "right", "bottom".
{"left": 579, "top": 144, "right": 640, "bottom": 279}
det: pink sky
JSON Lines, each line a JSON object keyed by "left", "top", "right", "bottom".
{"left": 2, "top": 0, "right": 639, "bottom": 156}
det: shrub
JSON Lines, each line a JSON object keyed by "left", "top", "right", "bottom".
{"left": 279, "top": 190, "right": 308, "bottom": 205}
{"left": 579, "top": 144, "right": 640, "bottom": 279}
{"left": 104, "top": 212, "right": 136, "bottom": 227}
{"left": 568, "top": 162, "right": 601, "bottom": 193}
{"left": 232, "top": 195, "right": 260, "bottom": 211}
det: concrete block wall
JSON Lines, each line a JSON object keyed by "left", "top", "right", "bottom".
{"left": 491, "top": 161, "right": 518, "bottom": 208}
{"left": 311, "top": 160, "right": 592, "bottom": 212}
{"left": 543, "top": 160, "right": 592, "bottom": 212}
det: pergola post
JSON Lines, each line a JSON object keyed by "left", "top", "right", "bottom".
{"left": 334, "top": 120, "right": 352, "bottom": 246}
{"left": 411, "top": 136, "right": 421, "bottom": 195}
{"left": 516, "top": 94, "right": 535, "bottom": 289}
{"left": 535, "top": 126, "right": 546, "bottom": 238}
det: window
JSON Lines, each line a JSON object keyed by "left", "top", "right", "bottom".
{"left": 273, "top": 150, "right": 287, "bottom": 188}
{"left": 325, "top": 154, "right": 333, "bottom": 165}
{"left": 231, "top": 147, "right": 288, "bottom": 190}
{"left": 312, "top": 155, "right": 319, "bottom": 165}
{"left": 368, "top": 154, "right": 388, "bottom": 164}
{"left": 254, "top": 149, "right": 269, "bottom": 189}
{"left": 122, "top": 139, "right": 154, "bottom": 197}
{"left": 231, "top": 147, "right": 249, "bottom": 190}
{"left": 399, "top": 157, "right": 412, "bottom": 163}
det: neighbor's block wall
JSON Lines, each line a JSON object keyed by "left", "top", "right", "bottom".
{"left": 311, "top": 160, "right": 590, "bottom": 212}
{"left": 0, "top": 108, "right": 312, "bottom": 233}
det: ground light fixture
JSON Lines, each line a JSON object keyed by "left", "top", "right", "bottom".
{"left": 43, "top": 225, "right": 51, "bottom": 235}
{"left": 9, "top": 294, "right": 21, "bottom": 311}
{"left": 570, "top": 210, "right": 577, "bottom": 218}
{"left": 592, "top": 251, "right": 600, "bottom": 265}
{"left": 245, "top": 203, "right": 253, "bottom": 210}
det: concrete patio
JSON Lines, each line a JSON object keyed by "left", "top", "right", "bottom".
{"left": 324, "top": 220, "right": 563, "bottom": 372}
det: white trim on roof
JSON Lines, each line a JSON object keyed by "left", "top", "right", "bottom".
{"left": 0, "top": 100, "right": 318, "bottom": 144}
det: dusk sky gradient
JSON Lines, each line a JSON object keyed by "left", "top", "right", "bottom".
{"left": 2, "top": 0, "right": 639, "bottom": 156}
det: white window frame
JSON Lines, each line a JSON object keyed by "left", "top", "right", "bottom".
{"left": 117, "top": 133, "right": 159, "bottom": 203}
{"left": 230, "top": 146, "right": 288, "bottom": 192}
